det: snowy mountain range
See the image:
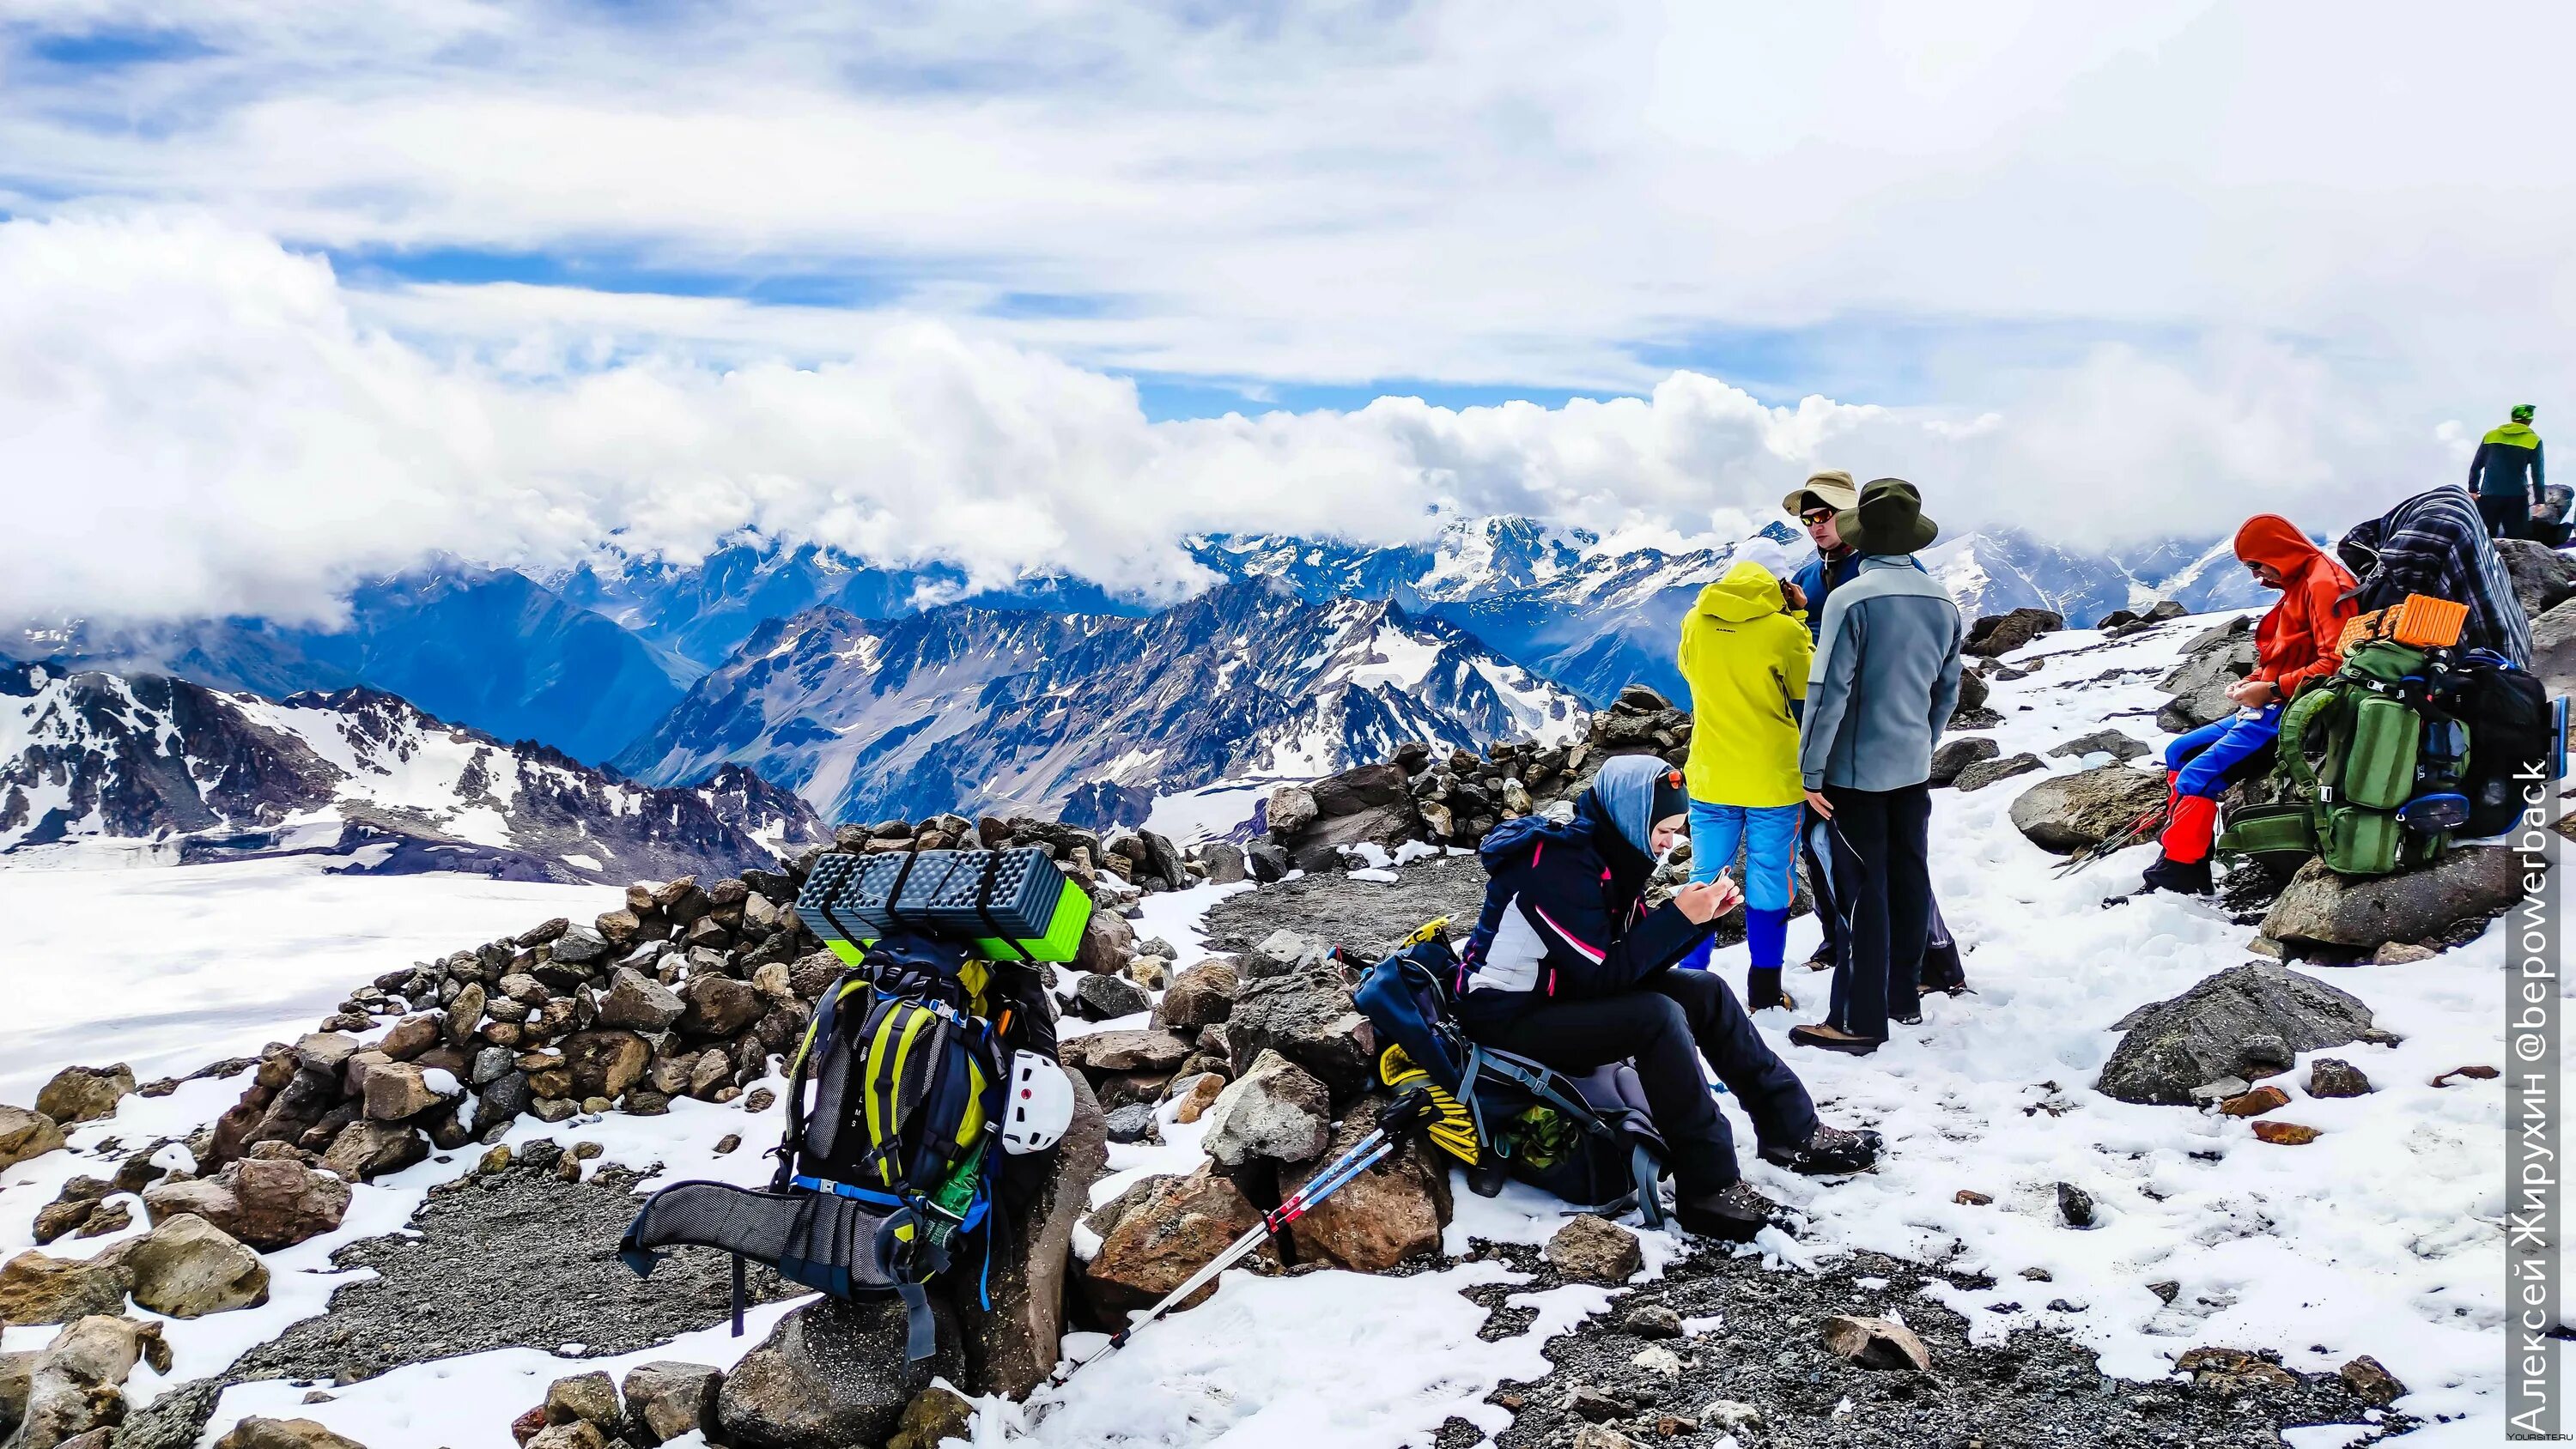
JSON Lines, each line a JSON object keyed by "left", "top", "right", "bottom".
{"left": 2, "top": 514, "right": 2273, "bottom": 847}
{"left": 613, "top": 578, "right": 1584, "bottom": 828}
{"left": 0, "top": 661, "right": 821, "bottom": 882}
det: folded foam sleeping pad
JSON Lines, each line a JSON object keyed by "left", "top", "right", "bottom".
{"left": 798, "top": 847, "right": 1093, "bottom": 964}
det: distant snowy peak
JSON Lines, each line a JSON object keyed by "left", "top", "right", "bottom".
{"left": 1929, "top": 529, "right": 2271, "bottom": 625}
{"left": 615, "top": 579, "right": 1586, "bottom": 830}
{"left": 0, "top": 663, "right": 822, "bottom": 882}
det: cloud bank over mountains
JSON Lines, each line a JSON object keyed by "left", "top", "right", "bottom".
{"left": 3, "top": 3, "right": 2567, "bottom": 624}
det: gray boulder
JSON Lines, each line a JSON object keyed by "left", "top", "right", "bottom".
{"left": 1226, "top": 970, "right": 1376, "bottom": 1100}
{"left": 2008, "top": 766, "right": 2170, "bottom": 852}
{"left": 1264, "top": 783, "right": 1319, "bottom": 840}
{"left": 1954, "top": 753, "right": 2044, "bottom": 793}
{"left": 35, "top": 1064, "right": 134, "bottom": 1126}
{"left": 623, "top": 1361, "right": 724, "bottom": 1446}
{"left": 1927, "top": 737, "right": 1999, "bottom": 787}
{"left": 2159, "top": 617, "right": 2258, "bottom": 732}
{"left": 597, "top": 969, "right": 686, "bottom": 1033}
{"left": 117, "top": 1212, "right": 270, "bottom": 1318}
{"left": 2496, "top": 537, "right": 2576, "bottom": 619}
{"left": 716, "top": 1296, "right": 960, "bottom": 1449}
{"left": 1200, "top": 1050, "right": 1333, "bottom": 1168}
{"left": 2095, "top": 963, "right": 2375, "bottom": 1105}
{"left": 1965, "top": 608, "right": 2064, "bottom": 659}
{"left": 2050, "top": 729, "right": 2150, "bottom": 763}
{"left": 2534, "top": 598, "right": 2576, "bottom": 697}
{"left": 1200, "top": 842, "right": 1249, "bottom": 885}
{"left": 2260, "top": 847, "right": 2527, "bottom": 952}
{"left": 1072, "top": 972, "right": 1151, "bottom": 1022}
{"left": 0, "top": 1106, "right": 64, "bottom": 1173}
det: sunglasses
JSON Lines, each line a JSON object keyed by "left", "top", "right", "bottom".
{"left": 1800, "top": 508, "right": 1838, "bottom": 526}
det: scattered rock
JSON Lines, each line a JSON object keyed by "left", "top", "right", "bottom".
{"left": 322, "top": 1121, "right": 428, "bottom": 1182}
{"left": 214, "top": 1419, "right": 368, "bottom": 1449}
{"left": 2496, "top": 537, "right": 2576, "bottom": 618}
{"left": 0, "top": 1252, "right": 133, "bottom": 1325}
{"left": 525, "top": 1423, "right": 606, "bottom": 1449}
{"left": 1265, "top": 783, "right": 1320, "bottom": 840}
{"left": 2260, "top": 847, "right": 2525, "bottom": 952}
{"left": 1570, "top": 1424, "right": 1639, "bottom": 1449}
{"left": 34, "top": 1065, "right": 135, "bottom": 1126}
{"left": 1154, "top": 959, "right": 1240, "bottom": 1034}
{"left": 1954, "top": 752, "right": 2044, "bottom": 793}
{"left": 1700, "top": 1400, "right": 1765, "bottom": 1433}
{"left": 2249, "top": 1121, "right": 2322, "bottom": 1145}
{"left": 1083, "top": 1166, "right": 1272, "bottom": 1314}
{"left": 2056, "top": 1182, "right": 2094, "bottom": 1228}
{"left": 1953, "top": 1190, "right": 1992, "bottom": 1206}
{"left": 1563, "top": 1385, "right": 1627, "bottom": 1422}
{"left": 9, "top": 1314, "right": 169, "bottom": 1447}
{"left": 1630, "top": 1345, "right": 1684, "bottom": 1378}
{"left": 1820, "top": 1313, "right": 1934, "bottom": 1371}
{"left": 2372, "top": 942, "right": 2439, "bottom": 965}
{"left": 143, "top": 1156, "right": 352, "bottom": 1250}
{"left": 1167, "top": 1072, "right": 1228, "bottom": 1125}
{"left": 1072, "top": 908, "right": 1138, "bottom": 977}
{"left": 544, "top": 1369, "right": 626, "bottom": 1435}
{"left": 2096, "top": 963, "right": 2375, "bottom": 1106}
{"left": 1621, "top": 1304, "right": 1684, "bottom": 1339}
{"left": 360, "top": 1062, "right": 444, "bottom": 1122}
{"left": 1073, "top": 973, "right": 1151, "bottom": 1022}
{"left": 2176, "top": 1346, "right": 2297, "bottom": 1391}
{"left": 2008, "top": 766, "right": 2170, "bottom": 852}
{"left": 562, "top": 1032, "right": 653, "bottom": 1100}
{"left": 117, "top": 1213, "right": 270, "bottom": 1318}
{"left": 2433, "top": 1064, "right": 2500, "bottom": 1088}
{"left": 2049, "top": 729, "right": 2150, "bottom": 762}
{"left": 2306, "top": 1058, "right": 2372, "bottom": 1097}
{"left": 597, "top": 970, "right": 687, "bottom": 1033}
{"left": 1200, "top": 1051, "right": 1333, "bottom": 1168}
{"left": 1063, "top": 1030, "right": 1193, "bottom": 1076}
{"left": 0, "top": 1106, "right": 64, "bottom": 1172}
{"left": 1225, "top": 971, "right": 1375, "bottom": 1100}
{"left": 716, "top": 1296, "right": 960, "bottom": 1449}
{"left": 1102, "top": 1104, "right": 1158, "bottom": 1145}
{"left": 680, "top": 976, "right": 762, "bottom": 1038}
{"left": 886, "top": 1384, "right": 974, "bottom": 1449}
{"left": 1280, "top": 1103, "right": 1450, "bottom": 1272}
{"left": 1927, "top": 736, "right": 2000, "bottom": 787}
{"left": 622, "top": 1361, "right": 722, "bottom": 1445}
{"left": 2338, "top": 1354, "right": 2406, "bottom": 1407}
{"left": 2217, "top": 1085, "right": 2290, "bottom": 1117}
{"left": 1545, "top": 1216, "right": 1643, "bottom": 1284}
{"left": 2158, "top": 628, "right": 2259, "bottom": 731}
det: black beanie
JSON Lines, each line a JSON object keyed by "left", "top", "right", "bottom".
{"left": 1650, "top": 767, "right": 1689, "bottom": 831}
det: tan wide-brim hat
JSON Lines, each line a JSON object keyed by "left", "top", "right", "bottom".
{"left": 1782, "top": 470, "right": 1859, "bottom": 517}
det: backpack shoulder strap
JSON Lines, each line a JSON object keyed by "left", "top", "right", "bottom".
{"left": 775, "top": 972, "right": 871, "bottom": 1191}
{"left": 2276, "top": 683, "right": 2341, "bottom": 796}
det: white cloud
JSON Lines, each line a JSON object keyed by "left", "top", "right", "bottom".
{"left": 4, "top": 2, "right": 2570, "bottom": 398}
{"left": 0, "top": 213, "right": 2451, "bottom": 627}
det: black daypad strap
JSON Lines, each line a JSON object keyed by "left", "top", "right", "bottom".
{"left": 897, "top": 1282, "right": 939, "bottom": 1361}
{"left": 811, "top": 991, "right": 896, "bottom": 1168}
{"left": 885, "top": 849, "right": 924, "bottom": 935}
{"left": 776, "top": 970, "right": 864, "bottom": 1189}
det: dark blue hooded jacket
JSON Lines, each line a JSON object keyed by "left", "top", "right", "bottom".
{"left": 1458, "top": 766, "right": 1713, "bottom": 1004}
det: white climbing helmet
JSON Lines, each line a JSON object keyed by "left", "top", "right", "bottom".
{"left": 999, "top": 1050, "right": 1076, "bottom": 1155}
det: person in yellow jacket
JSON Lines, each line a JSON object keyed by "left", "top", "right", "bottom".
{"left": 1674, "top": 559, "right": 1811, "bottom": 1009}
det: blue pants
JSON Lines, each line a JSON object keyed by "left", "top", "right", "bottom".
{"left": 1688, "top": 800, "right": 1801, "bottom": 971}
{"left": 2166, "top": 705, "right": 2281, "bottom": 799}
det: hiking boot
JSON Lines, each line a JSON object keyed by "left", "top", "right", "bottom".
{"left": 1746, "top": 967, "right": 1794, "bottom": 1012}
{"left": 1761, "top": 1125, "right": 1883, "bottom": 1176}
{"left": 2140, "top": 852, "right": 2214, "bottom": 896}
{"left": 1465, "top": 1157, "right": 1510, "bottom": 1199}
{"left": 1674, "top": 1179, "right": 1781, "bottom": 1242}
{"left": 1802, "top": 944, "right": 1837, "bottom": 973}
{"left": 1788, "top": 1022, "right": 1883, "bottom": 1056}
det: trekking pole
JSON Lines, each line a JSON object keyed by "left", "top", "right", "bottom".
{"left": 1048, "top": 1091, "right": 1438, "bottom": 1388}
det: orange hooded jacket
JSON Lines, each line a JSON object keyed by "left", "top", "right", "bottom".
{"left": 2233, "top": 514, "right": 2359, "bottom": 699}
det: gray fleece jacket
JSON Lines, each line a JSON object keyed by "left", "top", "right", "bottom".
{"left": 1798, "top": 554, "right": 1965, "bottom": 791}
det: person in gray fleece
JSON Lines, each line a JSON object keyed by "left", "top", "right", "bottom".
{"left": 1789, "top": 477, "right": 1964, "bottom": 1054}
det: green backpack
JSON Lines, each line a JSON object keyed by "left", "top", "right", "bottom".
{"left": 2217, "top": 639, "right": 2471, "bottom": 876}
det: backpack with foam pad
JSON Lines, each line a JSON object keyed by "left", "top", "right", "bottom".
{"left": 620, "top": 856, "right": 1085, "bottom": 1361}
{"left": 2223, "top": 623, "right": 2471, "bottom": 876}
{"left": 800, "top": 846, "right": 1093, "bottom": 965}
{"left": 1357, "top": 924, "right": 1669, "bottom": 1226}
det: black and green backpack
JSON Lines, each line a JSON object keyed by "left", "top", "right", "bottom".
{"left": 2217, "top": 638, "right": 2471, "bottom": 876}
{"left": 618, "top": 931, "right": 1046, "bottom": 1361}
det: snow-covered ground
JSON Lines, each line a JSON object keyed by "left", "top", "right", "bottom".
{"left": 0, "top": 852, "right": 615, "bottom": 1103}
{"left": 0, "top": 609, "right": 2536, "bottom": 1446}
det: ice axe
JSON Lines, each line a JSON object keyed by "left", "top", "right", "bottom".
{"left": 1046, "top": 1089, "right": 1440, "bottom": 1389}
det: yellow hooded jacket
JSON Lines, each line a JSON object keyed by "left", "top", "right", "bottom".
{"left": 1678, "top": 561, "right": 1812, "bottom": 809}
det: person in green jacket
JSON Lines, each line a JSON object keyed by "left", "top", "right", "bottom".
{"left": 2469, "top": 404, "right": 2546, "bottom": 540}
{"left": 1674, "top": 559, "right": 1812, "bottom": 1010}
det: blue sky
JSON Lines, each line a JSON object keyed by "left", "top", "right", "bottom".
{"left": 1, "top": 2, "right": 2569, "bottom": 621}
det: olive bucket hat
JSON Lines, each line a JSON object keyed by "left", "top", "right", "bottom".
{"left": 1835, "top": 477, "right": 1940, "bottom": 556}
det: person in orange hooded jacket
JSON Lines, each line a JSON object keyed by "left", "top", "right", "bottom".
{"left": 2140, "top": 514, "right": 2357, "bottom": 895}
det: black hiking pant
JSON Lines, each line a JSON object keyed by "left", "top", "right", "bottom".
{"left": 1457, "top": 968, "right": 1818, "bottom": 1196}
{"left": 1821, "top": 782, "right": 1933, "bottom": 1040}
{"left": 2479, "top": 492, "right": 2532, "bottom": 541}
{"left": 1807, "top": 802, "right": 1962, "bottom": 993}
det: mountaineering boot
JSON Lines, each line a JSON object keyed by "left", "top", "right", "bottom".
{"left": 1745, "top": 967, "right": 1793, "bottom": 1012}
{"left": 2139, "top": 852, "right": 2214, "bottom": 896}
{"left": 1674, "top": 1180, "right": 1782, "bottom": 1242}
{"left": 1760, "top": 1124, "right": 1882, "bottom": 1176}
{"left": 1802, "top": 943, "right": 1836, "bottom": 973}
